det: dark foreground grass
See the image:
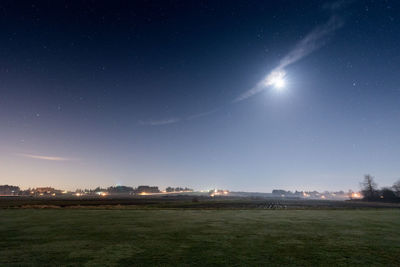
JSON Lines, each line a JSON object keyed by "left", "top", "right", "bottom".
{"left": 1, "top": 209, "right": 399, "bottom": 266}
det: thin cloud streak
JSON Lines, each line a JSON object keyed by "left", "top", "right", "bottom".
{"left": 323, "top": 0, "right": 354, "bottom": 11}
{"left": 233, "top": 84, "right": 264, "bottom": 103}
{"left": 18, "top": 153, "right": 74, "bottom": 161}
{"left": 141, "top": 108, "right": 220, "bottom": 126}
{"left": 276, "top": 16, "right": 344, "bottom": 71}
{"left": 144, "top": 1, "right": 351, "bottom": 122}
{"left": 140, "top": 118, "right": 181, "bottom": 126}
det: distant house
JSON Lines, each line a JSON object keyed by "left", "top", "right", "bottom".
{"left": 135, "top": 185, "right": 160, "bottom": 194}
{"left": 0, "top": 185, "right": 20, "bottom": 196}
{"left": 33, "top": 187, "right": 62, "bottom": 196}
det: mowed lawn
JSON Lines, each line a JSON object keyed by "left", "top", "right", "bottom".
{"left": 1, "top": 209, "right": 399, "bottom": 266}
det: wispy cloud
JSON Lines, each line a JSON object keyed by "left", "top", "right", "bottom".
{"left": 275, "top": 15, "right": 344, "bottom": 71}
{"left": 234, "top": 1, "right": 348, "bottom": 102}
{"left": 140, "top": 118, "right": 181, "bottom": 126}
{"left": 18, "top": 153, "right": 74, "bottom": 161}
{"left": 142, "top": 1, "right": 352, "bottom": 122}
{"left": 141, "top": 108, "right": 220, "bottom": 126}
{"left": 323, "top": 0, "right": 354, "bottom": 11}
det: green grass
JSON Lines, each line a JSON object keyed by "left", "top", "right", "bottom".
{"left": 1, "top": 209, "right": 400, "bottom": 266}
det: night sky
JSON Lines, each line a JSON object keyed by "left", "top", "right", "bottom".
{"left": 1, "top": 0, "right": 399, "bottom": 191}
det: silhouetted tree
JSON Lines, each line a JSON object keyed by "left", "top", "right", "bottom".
{"left": 94, "top": 187, "right": 106, "bottom": 192}
{"left": 135, "top": 186, "right": 160, "bottom": 193}
{"left": 360, "top": 174, "right": 378, "bottom": 201}
{"left": 107, "top": 186, "right": 134, "bottom": 193}
{"left": 0, "top": 185, "right": 20, "bottom": 195}
{"left": 393, "top": 180, "right": 400, "bottom": 197}
{"left": 380, "top": 188, "right": 397, "bottom": 202}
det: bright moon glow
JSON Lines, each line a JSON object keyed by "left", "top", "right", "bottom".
{"left": 263, "top": 69, "right": 286, "bottom": 90}
{"left": 273, "top": 77, "right": 285, "bottom": 89}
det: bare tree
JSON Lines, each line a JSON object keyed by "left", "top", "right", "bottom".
{"left": 393, "top": 179, "right": 400, "bottom": 197}
{"left": 360, "top": 174, "right": 378, "bottom": 201}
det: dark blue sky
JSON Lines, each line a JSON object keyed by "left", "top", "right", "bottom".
{"left": 1, "top": 0, "right": 399, "bottom": 191}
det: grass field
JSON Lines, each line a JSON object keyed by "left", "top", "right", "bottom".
{"left": 1, "top": 209, "right": 400, "bottom": 266}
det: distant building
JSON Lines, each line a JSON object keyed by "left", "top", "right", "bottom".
{"left": 35, "top": 187, "right": 54, "bottom": 193}
{"left": 0, "top": 185, "right": 20, "bottom": 196}
{"left": 32, "top": 187, "right": 62, "bottom": 196}
{"left": 135, "top": 186, "right": 160, "bottom": 194}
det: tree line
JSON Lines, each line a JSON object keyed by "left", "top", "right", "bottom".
{"left": 360, "top": 174, "right": 400, "bottom": 202}
{"left": 0, "top": 184, "right": 194, "bottom": 196}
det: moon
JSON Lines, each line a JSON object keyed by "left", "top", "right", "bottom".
{"left": 263, "top": 69, "right": 286, "bottom": 90}
{"left": 273, "top": 77, "right": 285, "bottom": 89}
